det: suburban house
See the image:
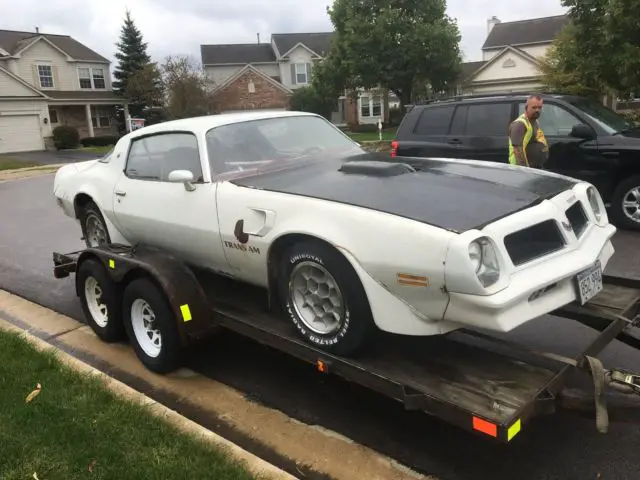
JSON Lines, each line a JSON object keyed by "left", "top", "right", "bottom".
{"left": 0, "top": 28, "right": 124, "bottom": 154}
{"left": 456, "top": 14, "right": 569, "bottom": 95}
{"left": 201, "top": 32, "right": 398, "bottom": 126}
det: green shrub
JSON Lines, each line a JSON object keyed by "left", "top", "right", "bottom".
{"left": 80, "top": 135, "right": 119, "bottom": 147}
{"left": 52, "top": 125, "right": 80, "bottom": 150}
{"left": 617, "top": 109, "right": 640, "bottom": 126}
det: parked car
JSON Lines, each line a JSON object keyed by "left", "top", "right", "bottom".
{"left": 53, "top": 110, "right": 616, "bottom": 356}
{"left": 391, "top": 93, "right": 640, "bottom": 231}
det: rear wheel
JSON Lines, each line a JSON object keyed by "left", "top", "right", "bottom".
{"left": 79, "top": 200, "right": 111, "bottom": 248}
{"left": 278, "top": 241, "right": 374, "bottom": 356}
{"left": 610, "top": 175, "right": 640, "bottom": 231}
{"left": 77, "top": 258, "right": 124, "bottom": 342}
{"left": 122, "top": 277, "right": 184, "bottom": 373}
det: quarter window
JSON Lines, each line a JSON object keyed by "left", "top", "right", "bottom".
{"left": 413, "top": 106, "right": 455, "bottom": 135}
{"left": 125, "top": 132, "right": 203, "bottom": 182}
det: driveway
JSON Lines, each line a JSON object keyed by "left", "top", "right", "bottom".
{"left": 1, "top": 175, "right": 640, "bottom": 480}
{"left": 0, "top": 149, "right": 101, "bottom": 165}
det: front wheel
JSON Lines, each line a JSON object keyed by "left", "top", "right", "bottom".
{"left": 610, "top": 175, "right": 640, "bottom": 231}
{"left": 278, "top": 241, "right": 374, "bottom": 356}
{"left": 79, "top": 200, "right": 111, "bottom": 248}
{"left": 122, "top": 277, "right": 184, "bottom": 373}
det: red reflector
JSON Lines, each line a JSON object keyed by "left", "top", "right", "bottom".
{"left": 391, "top": 140, "right": 398, "bottom": 157}
{"left": 472, "top": 417, "right": 497, "bottom": 437}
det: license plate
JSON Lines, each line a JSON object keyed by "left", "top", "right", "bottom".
{"left": 576, "top": 261, "right": 603, "bottom": 305}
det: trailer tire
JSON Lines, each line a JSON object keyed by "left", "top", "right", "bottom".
{"left": 77, "top": 258, "right": 124, "bottom": 342}
{"left": 122, "top": 277, "right": 183, "bottom": 373}
{"left": 278, "top": 241, "right": 374, "bottom": 356}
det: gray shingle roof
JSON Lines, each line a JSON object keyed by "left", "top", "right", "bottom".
{"left": 46, "top": 90, "right": 124, "bottom": 102}
{"left": 459, "top": 61, "right": 487, "bottom": 80}
{"left": 0, "top": 29, "right": 110, "bottom": 62}
{"left": 482, "top": 15, "right": 569, "bottom": 50}
{"left": 200, "top": 43, "right": 276, "bottom": 65}
{"left": 271, "top": 32, "right": 334, "bottom": 57}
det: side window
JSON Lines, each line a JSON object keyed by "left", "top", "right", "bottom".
{"left": 413, "top": 106, "right": 455, "bottom": 135}
{"left": 126, "top": 132, "right": 203, "bottom": 182}
{"left": 518, "top": 102, "right": 582, "bottom": 136}
{"left": 449, "top": 106, "right": 468, "bottom": 135}
{"left": 465, "top": 103, "right": 512, "bottom": 136}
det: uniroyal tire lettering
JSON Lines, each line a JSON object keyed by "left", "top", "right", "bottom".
{"left": 290, "top": 253, "right": 323, "bottom": 265}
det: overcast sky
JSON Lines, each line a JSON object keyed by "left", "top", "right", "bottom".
{"left": 1, "top": 0, "right": 567, "bottom": 64}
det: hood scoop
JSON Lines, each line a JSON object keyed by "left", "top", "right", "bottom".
{"left": 338, "top": 160, "right": 416, "bottom": 177}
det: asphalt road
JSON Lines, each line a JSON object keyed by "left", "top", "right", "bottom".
{"left": 2, "top": 174, "right": 640, "bottom": 480}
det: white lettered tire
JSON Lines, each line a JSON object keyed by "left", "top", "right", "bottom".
{"left": 278, "top": 241, "right": 374, "bottom": 355}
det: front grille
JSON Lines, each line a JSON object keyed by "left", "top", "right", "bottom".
{"left": 565, "top": 201, "right": 589, "bottom": 238}
{"left": 504, "top": 219, "right": 566, "bottom": 266}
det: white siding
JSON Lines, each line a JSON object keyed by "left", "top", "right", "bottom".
{"left": 15, "top": 39, "right": 76, "bottom": 90}
{"left": 467, "top": 81, "right": 544, "bottom": 95}
{"left": 205, "top": 63, "right": 279, "bottom": 87}
{"left": 473, "top": 51, "right": 541, "bottom": 82}
{"left": 0, "top": 68, "right": 39, "bottom": 96}
{"left": 281, "top": 46, "right": 314, "bottom": 89}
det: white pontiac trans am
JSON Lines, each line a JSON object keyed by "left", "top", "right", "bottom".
{"left": 53, "top": 110, "right": 616, "bottom": 355}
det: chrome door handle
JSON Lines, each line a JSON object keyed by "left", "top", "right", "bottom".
{"left": 115, "top": 190, "right": 126, "bottom": 197}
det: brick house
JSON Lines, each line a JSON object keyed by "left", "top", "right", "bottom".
{"left": 201, "top": 33, "right": 399, "bottom": 126}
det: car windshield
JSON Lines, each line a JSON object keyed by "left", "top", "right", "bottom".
{"left": 98, "top": 148, "right": 114, "bottom": 163}
{"left": 567, "top": 98, "right": 633, "bottom": 134}
{"left": 205, "top": 115, "right": 361, "bottom": 176}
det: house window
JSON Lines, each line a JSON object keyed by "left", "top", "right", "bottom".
{"left": 91, "top": 107, "right": 111, "bottom": 128}
{"left": 92, "top": 68, "right": 105, "bottom": 89}
{"left": 48, "top": 107, "right": 59, "bottom": 124}
{"left": 295, "top": 63, "right": 308, "bottom": 84}
{"left": 372, "top": 95, "right": 382, "bottom": 117}
{"left": 79, "top": 68, "right": 92, "bottom": 88}
{"left": 78, "top": 67, "right": 106, "bottom": 89}
{"left": 360, "top": 96, "right": 370, "bottom": 117}
{"left": 38, "top": 65, "right": 54, "bottom": 88}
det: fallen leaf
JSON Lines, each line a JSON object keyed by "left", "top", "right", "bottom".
{"left": 25, "top": 383, "right": 42, "bottom": 404}
{"left": 88, "top": 460, "right": 97, "bottom": 472}
{"left": 33, "top": 473, "right": 40, "bottom": 480}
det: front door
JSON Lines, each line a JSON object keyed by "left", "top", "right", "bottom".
{"left": 111, "top": 131, "right": 230, "bottom": 274}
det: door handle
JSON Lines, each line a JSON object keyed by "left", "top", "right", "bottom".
{"left": 447, "top": 138, "right": 462, "bottom": 145}
{"left": 115, "top": 190, "right": 126, "bottom": 197}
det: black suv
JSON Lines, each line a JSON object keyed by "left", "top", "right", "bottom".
{"left": 392, "top": 93, "right": 640, "bottom": 231}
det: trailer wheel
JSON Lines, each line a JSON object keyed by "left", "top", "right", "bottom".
{"left": 77, "top": 258, "right": 124, "bottom": 342}
{"left": 278, "top": 241, "right": 374, "bottom": 356}
{"left": 122, "top": 277, "right": 183, "bottom": 373}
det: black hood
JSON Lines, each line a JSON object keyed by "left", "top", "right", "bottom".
{"left": 230, "top": 153, "right": 578, "bottom": 232}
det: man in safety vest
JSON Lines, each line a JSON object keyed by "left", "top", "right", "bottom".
{"left": 508, "top": 94, "right": 549, "bottom": 168}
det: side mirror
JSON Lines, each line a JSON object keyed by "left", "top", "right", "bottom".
{"left": 570, "top": 124, "right": 595, "bottom": 140}
{"left": 167, "top": 169, "right": 196, "bottom": 191}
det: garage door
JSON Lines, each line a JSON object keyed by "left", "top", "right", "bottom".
{"left": 0, "top": 115, "right": 43, "bottom": 154}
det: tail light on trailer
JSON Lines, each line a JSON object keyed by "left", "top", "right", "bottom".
{"left": 391, "top": 140, "right": 398, "bottom": 157}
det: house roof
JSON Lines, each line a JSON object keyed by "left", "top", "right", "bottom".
{"left": 45, "top": 90, "right": 125, "bottom": 102}
{"left": 0, "top": 29, "right": 109, "bottom": 62}
{"left": 212, "top": 64, "right": 292, "bottom": 94}
{"left": 459, "top": 61, "right": 487, "bottom": 81}
{"left": 200, "top": 43, "right": 276, "bottom": 65}
{"left": 482, "top": 14, "right": 569, "bottom": 50}
{"left": 271, "top": 32, "right": 334, "bottom": 57}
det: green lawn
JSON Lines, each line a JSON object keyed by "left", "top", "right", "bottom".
{"left": 0, "top": 158, "right": 41, "bottom": 171}
{"left": 0, "top": 329, "right": 257, "bottom": 480}
{"left": 346, "top": 130, "right": 396, "bottom": 142}
{"left": 78, "top": 145, "right": 114, "bottom": 155}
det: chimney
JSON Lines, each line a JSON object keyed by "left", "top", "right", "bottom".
{"left": 487, "top": 16, "right": 501, "bottom": 35}
{"left": 257, "top": 33, "right": 260, "bottom": 44}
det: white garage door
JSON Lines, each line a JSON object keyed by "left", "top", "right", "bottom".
{"left": 0, "top": 115, "right": 44, "bottom": 154}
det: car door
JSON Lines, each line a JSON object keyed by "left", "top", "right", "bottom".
{"left": 454, "top": 102, "right": 513, "bottom": 163}
{"left": 111, "top": 130, "right": 231, "bottom": 275}
{"left": 518, "top": 102, "right": 611, "bottom": 189}
{"left": 397, "top": 104, "right": 459, "bottom": 158}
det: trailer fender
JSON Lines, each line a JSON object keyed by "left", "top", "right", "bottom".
{"left": 75, "top": 245, "right": 217, "bottom": 345}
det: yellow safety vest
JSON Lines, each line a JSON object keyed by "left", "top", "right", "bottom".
{"left": 508, "top": 114, "right": 548, "bottom": 166}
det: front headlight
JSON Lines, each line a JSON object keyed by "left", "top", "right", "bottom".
{"left": 468, "top": 237, "right": 501, "bottom": 287}
{"left": 587, "top": 186, "right": 602, "bottom": 222}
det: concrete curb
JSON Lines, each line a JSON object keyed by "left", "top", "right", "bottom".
{"left": 0, "top": 318, "right": 298, "bottom": 480}
{"left": 0, "top": 163, "right": 65, "bottom": 182}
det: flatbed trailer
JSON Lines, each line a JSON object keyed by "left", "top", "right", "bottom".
{"left": 53, "top": 244, "right": 640, "bottom": 443}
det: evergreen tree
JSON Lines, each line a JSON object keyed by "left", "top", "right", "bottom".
{"left": 112, "top": 9, "right": 151, "bottom": 108}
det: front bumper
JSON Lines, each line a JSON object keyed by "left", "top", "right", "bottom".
{"left": 443, "top": 222, "right": 616, "bottom": 332}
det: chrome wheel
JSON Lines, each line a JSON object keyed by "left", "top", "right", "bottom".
{"left": 130, "top": 299, "right": 162, "bottom": 358}
{"left": 288, "top": 261, "right": 345, "bottom": 335}
{"left": 622, "top": 186, "right": 640, "bottom": 224}
{"left": 85, "top": 212, "right": 108, "bottom": 247}
{"left": 84, "top": 276, "right": 108, "bottom": 328}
